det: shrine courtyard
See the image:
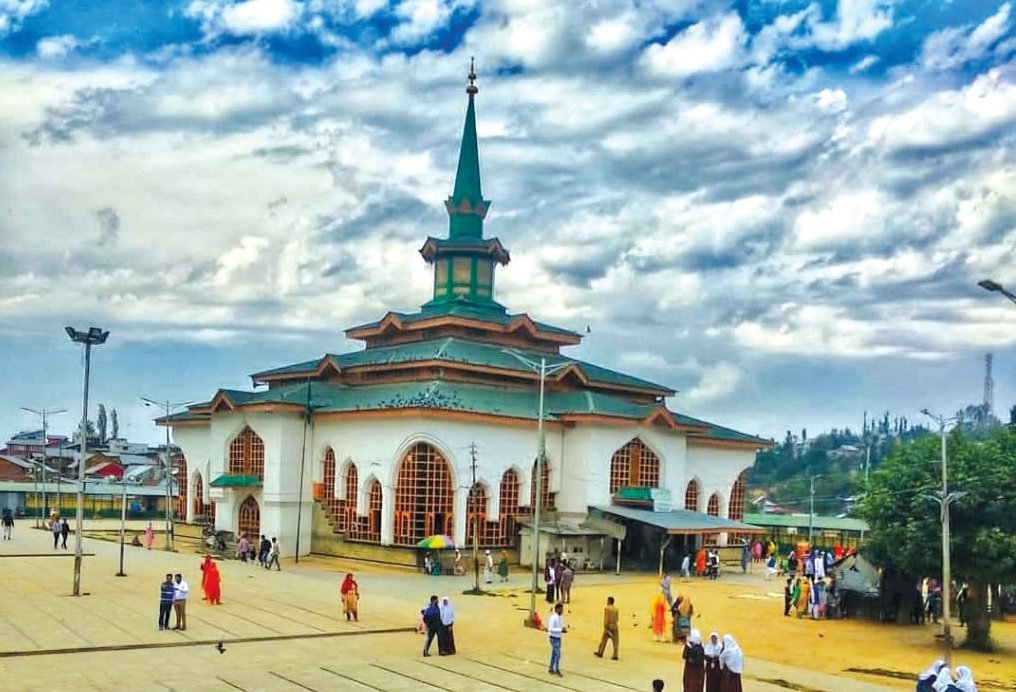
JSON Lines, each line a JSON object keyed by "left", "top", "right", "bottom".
{"left": 0, "top": 528, "right": 1013, "bottom": 692}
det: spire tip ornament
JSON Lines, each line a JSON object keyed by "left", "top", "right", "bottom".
{"left": 466, "top": 56, "right": 478, "bottom": 96}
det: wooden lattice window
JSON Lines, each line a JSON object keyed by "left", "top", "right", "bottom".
{"left": 393, "top": 443, "right": 454, "bottom": 546}
{"left": 192, "top": 473, "right": 212, "bottom": 521}
{"left": 707, "top": 493, "right": 721, "bottom": 516}
{"left": 348, "top": 479, "right": 381, "bottom": 543}
{"left": 608, "top": 438, "right": 660, "bottom": 493}
{"left": 228, "top": 426, "right": 265, "bottom": 480}
{"left": 497, "top": 469, "right": 520, "bottom": 545}
{"left": 322, "top": 448, "right": 336, "bottom": 498}
{"left": 177, "top": 454, "right": 188, "bottom": 519}
{"left": 336, "top": 462, "right": 358, "bottom": 532}
{"left": 525, "top": 458, "right": 555, "bottom": 512}
{"left": 238, "top": 495, "right": 260, "bottom": 540}
{"left": 728, "top": 472, "right": 746, "bottom": 522}
{"left": 685, "top": 479, "right": 700, "bottom": 512}
{"left": 467, "top": 483, "right": 493, "bottom": 545}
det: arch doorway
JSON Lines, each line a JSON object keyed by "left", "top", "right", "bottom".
{"left": 193, "top": 473, "right": 212, "bottom": 521}
{"left": 238, "top": 495, "right": 260, "bottom": 541}
{"left": 393, "top": 442, "right": 454, "bottom": 546}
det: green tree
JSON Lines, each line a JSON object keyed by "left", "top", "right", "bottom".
{"left": 859, "top": 427, "right": 1016, "bottom": 650}
{"left": 110, "top": 409, "right": 119, "bottom": 440}
{"left": 96, "top": 404, "right": 107, "bottom": 443}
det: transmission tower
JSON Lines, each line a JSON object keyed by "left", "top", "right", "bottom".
{"left": 983, "top": 353, "right": 994, "bottom": 425}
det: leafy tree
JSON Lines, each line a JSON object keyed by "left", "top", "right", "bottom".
{"left": 110, "top": 409, "right": 119, "bottom": 440}
{"left": 859, "top": 427, "right": 1016, "bottom": 650}
{"left": 96, "top": 404, "right": 107, "bottom": 443}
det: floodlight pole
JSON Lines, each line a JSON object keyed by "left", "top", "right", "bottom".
{"left": 116, "top": 478, "right": 127, "bottom": 577}
{"left": 66, "top": 326, "right": 109, "bottom": 597}
{"left": 922, "top": 408, "right": 957, "bottom": 667}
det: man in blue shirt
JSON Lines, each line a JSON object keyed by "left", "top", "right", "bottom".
{"left": 422, "top": 595, "right": 441, "bottom": 656}
{"left": 158, "top": 574, "right": 175, "bottom": 630}
{"left": 547, "top": 602, "right": 566, "bottom": 676}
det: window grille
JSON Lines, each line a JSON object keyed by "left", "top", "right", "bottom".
{"left": 237, "top": 495, "right": 260, "bottom": 540}
{"left": 609, "top": 438, "right": 661, "bottom": 493}
{"left": 228, "top": 426, "right": 265, "bottom": 480}
{"left": 684, "top": 479, "right": 700, "bottom": 512}
{"left": 348, "top": 479, "right": 382, "bottom": 543}
{"left": 393, "top": 443, "right": 455, "bottom": 546}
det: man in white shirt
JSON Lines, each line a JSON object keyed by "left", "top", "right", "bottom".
{"left": 172, "top": 573, "right": 189, "bottom": 631}
{"left": 547, "top": 602, "right": 566, "bottom": 676}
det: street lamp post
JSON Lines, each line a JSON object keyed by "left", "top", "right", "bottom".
{"left": 142, "top": 397, "right": 191, "bottom": 551}
{"left": 922, "top": 408, "right": 963, "bottom": 668}
{"left": 21, "top": 408, "right": 66, "bottom": 527}
{"left": 66, "top": 326, "right": 109, "bottom": 597}
{"left": 977, "top": 279, "right": 1016, "bottom": 305}
{"left": 116, "top": 477, "right": 128, "bottom": 577}
{"left": 502, "top": 349, "right": 571, "bottom": 627}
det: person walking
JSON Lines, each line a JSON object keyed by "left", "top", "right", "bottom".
{"left": 650, "top": 593, "right": 667, "bottom": 642}
{"left": 547, "top": 602, "right": 566, "bottom": 676}
{"left": 258, "top": 535, "right": 270, "bottom": 567}
{"left": 237, "top": 534, "right": 250, "bottom": 563}
{"left": 51, "top": 516, "right": 61, "bottom": 549}
{"left": 783, "top": 577, "right": 794, "bottom": 617}
{"left": 682, "top": 629, "right": 706, "bottom": 692}
{"left": 439, "top": 596, "right": 456, "bottom": 655}
{"left": 203, "top": 558, "right": 222, "bottom": 605}
{"left": 484, "top": 550, "right": 494, "bottom": 584}
{"left": 681, "top": 552, "right": 692, "bottom": 581}
{"left": 340, "top": 573, "right": 359, "bottom": 622}
{"left": 144, "top": 522, "right": 155, "bottom": 550}
{"left": 560, "top": 563, "right": 574, "bottom": 603}
{"left": 544, "top": 559, "right": 557, "bottom": 603}
{"left": 158, "top": 573, "right": 175, "bottom": 631}
{"left": 1, "top": 510, "right": 13, "bottom": 540}
{"left": 172, "top": 573, "right": 189, "bottom": 631}
{"left": 594, "top": 595, "right": 619, "bottom": 660}
{"left": 718, "top": 634, "right": 744, "bottom": 692}
{"left": 497, "top": 550, "right": 509, "bottom": 582}
{"left": 60, "top": 517, "right": 70, "bottom": 549}
{"left": 422, "top": 595, "right": 441, "bottom": 656}
{"left": 661, "top": 571, "right": 674, "bottom": 607}
{"left": 267, "top": 537, "right": 281, "bottom": 570}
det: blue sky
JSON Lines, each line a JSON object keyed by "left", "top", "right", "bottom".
{"left": 1, "top": 0, "right": 1014, "bottom": 445}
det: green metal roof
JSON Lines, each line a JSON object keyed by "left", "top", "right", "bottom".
{"left": 209, "top": 474, "right": 262, "bottom": 488}
{"left": 673, "top": 412, "right": 770, "bottom": 447}
{"left": 742, "top": 513, "right": 868, "bottom": 533}
{"left": 252, "top": 337, "right": 671, "bottom": 395}
{"left": 591, "top": 505, "right": 765, "bottom": 535}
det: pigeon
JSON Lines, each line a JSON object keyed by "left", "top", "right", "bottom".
{"left": 215, "top": 641, "right": 226, "bottom": 654}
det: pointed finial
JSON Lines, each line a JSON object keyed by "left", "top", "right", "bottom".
{"left": 466, "top": 56, "right": 478, "bottom": 97}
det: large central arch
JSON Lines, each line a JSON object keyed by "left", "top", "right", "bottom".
{"left": 393, "top": 442, "right": 455, "bottom": 546}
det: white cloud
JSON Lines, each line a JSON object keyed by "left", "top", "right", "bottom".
{"left": 0, "top": 0, "right": 46, "bottom": 36}
{"left": 389, "top": 0, "right": 474, "bottom": 45}
{"left": 186, "top": 0, "right": 303, "bottom": 37}
{"left": 920, "top": 2, "right": 1012, "bottom": 71}
{"left": 642, "top": 12, "right": 747, "bottom": 77}
{"left": 793, "top": 190, "right": 885, "bottom": 250}
{"left": 849, "top": 55, "right": 879, "bottom": 73}
{"left": 683, "top": 362, "right": 745, "bottom": 404}
{"left": 814, "top": 87, "right": 848, "bottom": 113}
{"left": 804, "top": 0, "right": 895, "bottom": 51}
{"left": 36, "top": 34, "right": 80, "bottom": 59}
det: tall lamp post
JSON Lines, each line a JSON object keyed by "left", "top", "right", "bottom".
{"left": 977, "top": 279, "right": 1016, "bottom": 305}
{"left": 21, "top": 408, "right": 66, "bottom": 526}
{"left": 142, "top": 397, "right": 192, "bottom": 551}
{"left": 921, "top": 408, "right": 963, "bottom": 668}
{"left": 502, "top": 349, "right": 571, "bottom": 627}
{"left": 116, "top": 476, "right": 130, "bottom": 577}
{"left": 66, "top": 326, "right": 109, "bottom": 597}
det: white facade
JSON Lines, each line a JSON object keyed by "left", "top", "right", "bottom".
{"left": 173, "top": 411, "right": 756, "bottom": 558}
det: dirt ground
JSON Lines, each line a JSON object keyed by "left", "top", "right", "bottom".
{"left": 476, "top": 569, "right": 1016, "bottom": 691}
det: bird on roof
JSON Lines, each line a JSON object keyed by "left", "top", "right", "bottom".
{"left": 215, "top": 641, "right": 226, "bottom": 654}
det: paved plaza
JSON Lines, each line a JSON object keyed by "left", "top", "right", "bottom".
{"left": 1, "top": 526, "right": 1013, "bottom": 691}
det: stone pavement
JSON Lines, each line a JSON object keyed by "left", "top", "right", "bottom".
{"left": 1, "top": 528, "right": 1011, "bottom": 691}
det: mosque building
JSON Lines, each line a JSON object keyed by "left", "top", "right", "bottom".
{"left": 161, "top": 64, "right": 768, "bottom": 564}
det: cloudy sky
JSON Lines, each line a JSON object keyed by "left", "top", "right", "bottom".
{"left": 1, "top": 0, "right": 1014, "bottom": 446}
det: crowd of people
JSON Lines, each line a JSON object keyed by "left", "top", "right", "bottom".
{"left": 916, "top": 659, "right": 978, "bottom": 691}
{"left": 234, "top": 533, "right": 281, "bottom": 569}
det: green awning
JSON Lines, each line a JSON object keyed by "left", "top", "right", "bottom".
{"left": 210, "top": 474, "right": 262, "bottom": 488}
{"left": 613, "top": 487, "right": 653, "bottom": 502}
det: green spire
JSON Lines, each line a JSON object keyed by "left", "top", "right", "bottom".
{"left": 445, "top": 58, "right": 489, "bottom": 239}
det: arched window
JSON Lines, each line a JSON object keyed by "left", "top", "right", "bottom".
{"left": 340, "top": 463, "right": 358, "bottom": 532}
{"left": 177, "top": 454, "right": 188, "bottom": 519}
{"left": 322, "top": 448, "right": 336, "bottom": 499}
{"left": 192, "top": 473, "right": 212, "bottom": 521}
{"left": 237, "top": 495, "right": 260, "bottom": 540}
{"left": 228, "top": 426, "right": 265, "bottom": 480}
{"left": 728, "top": 472, "right": 746, "bottom": 522}
{"left": 393, "top": 443, "right": 454, "bottom": 546}
{"left": 348, "top": 479, "right": 381, "bottom": 543}
{"left": 608, "top": 438, "right": 661, "bottom": 494}
{"left": 685, "top": 479, "right": 700, "bottom": 512}
{"left": 467, "top": 483, "right": 489, "bottom": 544}
{"left": 498, "top": 469, "right": 520, "bottom": 546}
{"left": 528, "top": 458, "right": 555, "bottom": 512}
{"left": 707, "top": 493, "right": 721, "bottom": 517}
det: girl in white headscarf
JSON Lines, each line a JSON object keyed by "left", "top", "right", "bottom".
{"left": 932, "top": 667, "right": 953, "bottom": 692}
{"left": 718, "top": 634, "right": 744, "bottom": 692}
{"left": 439, "top": 596, "right": 456, "bottom": 655}
{"left": 682, "top": 628, "right": 705, "bottom": 692}
{"left": 953, "top": 666, "right": 976, "bottom": 692}
{"left": 703, "top": 632, "right": 723, "bottom": 692}
{"left": 917, "top": 660, "right": 945, "bottom": 692}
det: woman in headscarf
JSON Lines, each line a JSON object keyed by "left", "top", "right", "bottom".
{"left": 718, "top": 634, "right": 744, "bottom": 692}
{"left": 695, "top": 547, "right": 707, "bottom": 577}
{"left": 439, "top": 596, "right": 456, "bottom": 655}
{"left": 650, "top": 593, "right": 667, "bottom": 641}
{"left": 682, "top": 629, "right": 706, "bottom": 692}
{"left": 672, "top": 593, "right": 694, "bottom": 642}
{"left": 205, "top": 559, "right": 222, "bottom": 605}
{"left": 703, "top": 632, "right": 723, "bottom": 692}
{"left": 340, "top": 573, "right": 359, "bottom": 622}
{"left": 497, "top": 550, "right": 509, "bottom": 582}
{"left": 796, "top": 577, "right": 811, "bottom": 618}
{"left": 144, "top": 522, "right": 154, "bottom": 550}
{"left": 952, "top": 665, "right": 976, "bottom": 692}
{"left": 199, "top": 555, "right": 214, "bottom": 601}
{"left": 931, "top": 667, "right": 953, "bottom": 692}
{"left": 916, "top": 658, "right": 945, "bottom": 691}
